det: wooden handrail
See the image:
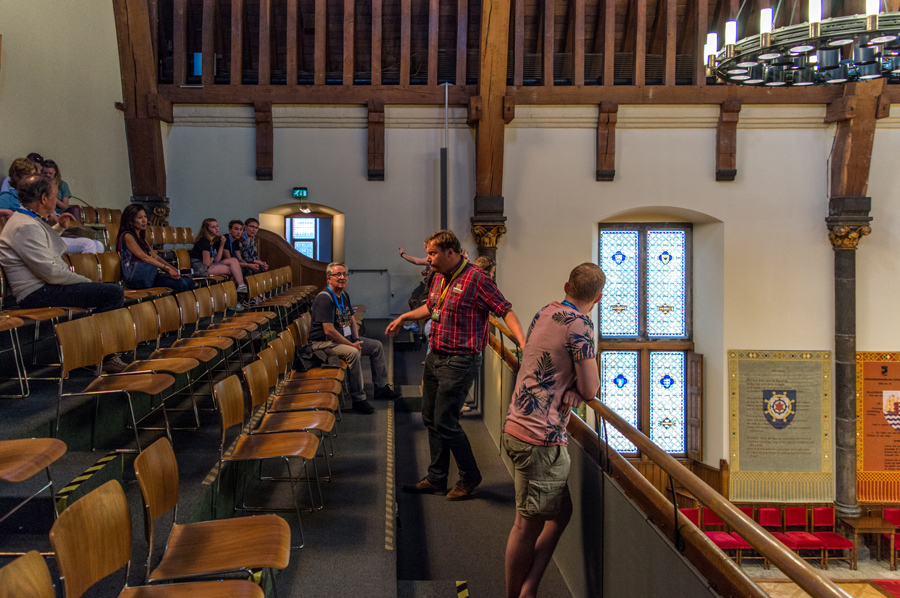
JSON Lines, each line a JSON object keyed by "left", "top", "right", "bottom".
{"left": 489, "top": 315, "right": 519, "bottom": 347}
{"left": 584, "top": 399, "right": 852, "bottom": 598}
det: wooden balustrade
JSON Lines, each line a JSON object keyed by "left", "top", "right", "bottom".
{"left": 256, "top": 228, "right": 327, "bottom": 291}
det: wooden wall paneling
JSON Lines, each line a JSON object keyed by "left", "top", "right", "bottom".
{"left": 173, "top": 0, "right": 187, "bottom": 85}
{"left": 258, "top": 0, "right": 271, "bottom": 84}
{"left": 344, "top": 0, "right": 355, "bottom": 84}
{"left": 573, "top": 0, "right": 584, "bottom": 86}
{"left": 639, "top": 349, "right": 651, "bottom": 441}
{"left": 513, "top": 0, "right": 524, "bottom": 85}
{"left": 457, "top": 0, "right": 470, "bottom": 84}
{"left": 601, "top": 0, "right": 614, "bottom": 84}
{"left": 663, "top": 0, "right": 676, "bottom": 84}
{"left": 687, "top": 351, "right": 703, "bottom": 461}
{"left": 315, "top": 0, "right": 326, "bottom": 84}
{"left": 543, "top": 0, "right": 554, "bottom": 86}
{"left": 367, "top": 100, "right": 386, "bottom": 180}
{"left": 287, "top": 0, "right": 298, "bottom": 85}
{"left": 596, "top": 101, "right": 617, "bottom": 181}
{"left": 231, "top": 0, "right": 243, "bottom": 84}
{"left": 715, "top": 99, "right": 740, "bottom": 181}
{"left": 255, "top": 101, "right": 274, "bottom": 180}
{"left": 634, "top": 0, "right": 646, "bottom": 86}
{"left": 428, "top": 0, "right": 439, "bottom": 85}
{"left": 400, "top": 0, "right": 411, "bottom": 85}
{"left": 202, "top": 0, "right": 216, "bottom": 85}
{"left": 372, "top": 0, "right": 382, "bottom": 85}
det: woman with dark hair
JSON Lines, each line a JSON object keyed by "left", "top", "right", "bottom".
{"left": 117, "top": 204, "right": 195, "bottom": 292}
{"left": 189, "top": 218, "right": 248, "bottom": 293}
{"left": 40, "top": 159, "right": 72, "bottom": 214}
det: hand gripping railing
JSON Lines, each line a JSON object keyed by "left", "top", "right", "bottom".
{"left": 585, "top": 398, "right": 852, "bottom": 598}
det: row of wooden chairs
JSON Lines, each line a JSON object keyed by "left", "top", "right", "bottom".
{"left": 682, "top": 505, "right": 854, "bottom": 569}
{"left": 144, "top": 226, "right": 194, "bottom": 248}
{"left": 67, "top": 205, "right": 122, "bottom": 226}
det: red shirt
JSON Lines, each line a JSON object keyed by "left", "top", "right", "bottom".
{"left": 426, "top": 261, "right": 512, "bottom": 354}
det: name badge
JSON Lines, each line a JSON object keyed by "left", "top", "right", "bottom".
{"left": 343, "top": 325, "right": 352, "bottom": 337}
{"left": 431, "top": 311, "right": 440, "bottom": 322}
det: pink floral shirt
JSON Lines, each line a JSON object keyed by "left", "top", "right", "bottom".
{"left": 504, "top": 301, "right": 596, "bottom": 446}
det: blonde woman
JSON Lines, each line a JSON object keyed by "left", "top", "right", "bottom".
{"left": 189, "top": 218, "right": 248, "bottom": 293}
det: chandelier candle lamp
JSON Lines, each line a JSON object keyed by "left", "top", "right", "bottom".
{"left": 707, "top": 0, "right": 900, "bottom": 85}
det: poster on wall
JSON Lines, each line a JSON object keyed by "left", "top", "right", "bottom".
{"left": 728, "top": 350, "right": 833, "bottom": 502}
{"left": 856, "top": 352, "right": 900, "bottom": 502}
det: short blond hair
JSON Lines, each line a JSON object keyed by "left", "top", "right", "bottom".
{"left": 567, "top": 263, "right": 605, "bottom": 301}
{"left": 326, "top": 262, "right": 346, "bottom": 277}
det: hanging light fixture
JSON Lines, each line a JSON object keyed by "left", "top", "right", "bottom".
{"left": 709, "top": 0, "right": 900, "bottom": 85}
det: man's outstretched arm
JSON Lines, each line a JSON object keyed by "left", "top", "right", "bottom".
{"left": 386, "top": 304, "right": 432, "bottom": 337}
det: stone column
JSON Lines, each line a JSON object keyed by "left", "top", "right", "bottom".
{"left": 133, "top": 196, "right": 171, "bottom": 226}
{"left": 471, "top": 195, "right": 507, "bottom": 261}
{"left": 826, "top": 196, "right": 872, "bottom": 520}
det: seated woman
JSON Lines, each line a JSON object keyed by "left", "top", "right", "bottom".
{"left": 117, "top": 204, "right": 195, "bottom": 292}
{"left": 189, "top": 218, "right": 248, "bottom": 293}
{"left": 41, "top": 159, "right": 72, "bottom": 215}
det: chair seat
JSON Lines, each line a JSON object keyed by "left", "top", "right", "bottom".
{"left": 225, "top": 313, "right": 270, "bottom": 325}
{"left": 290, "top": 369, "right": 344, "bottom": 382}
{"left": 150, "top": 346, "right": 218, "bottom": 363}
{"left": 148, "top": 515, "right": 290, "bottom": 582}
{"left": 881, "top": 532, "right": 900, "bottom": 547}
{"left": 192, "top": 328, "right": 248, "bottom": 341}
{"left": 121, "top": 580, "right": 264, "bottom": 598}
{"left": 124, "top": 290, "right": 151, "bottom": 300}
{"left": 784, "top": 531, "right": 825, "bottom": 550}
{"left": 1, "top": 307, "right": 68, "bottom": 321}
{"left": 770, "top": 532, "right": 800, "bottom": 550}
{"left": 208, "top": 321, "right": 258, "bottom": 332}
{"left": 0, "top": 438, "right": 67, "bottom": 482}
{"left": 729, "top": 532, "right": 753, "bottom": 550}
{"left": 245, "top": 310, "right": 278, "bottom": 320}
{"left": 124, "top": 358, "right": 200, "bottom": 375}
{"left": 173, "top": 337, "right": 233, "bottom": 351}
{"left": 228, "top": 431, "right": 320, "bottom": 462}
{"left": 84, "top": 373, "right": 175, "bottom": 395}
{"left": 270, "top": 392, "right": 339, "bottom": 412}
{"left": 705, "top": 531, "right": 739, "bottom": 550}
{"left": 255, "top": 411, "right": 336, "bottom": 434}
{"left": 0, "top": 316, "right": 25, "bottom": 331}
{"left": 281, "top": 379, "right": 342, "bottom": 395}
{"left": 814, "top": 531, "right": 854, "bottom": 550}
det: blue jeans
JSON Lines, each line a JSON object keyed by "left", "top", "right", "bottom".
{"left": 153, "top": 272, "right": 195, "bottom": 293}
{"left": 20, "top": 282, "right": 125, "bottom": 313}
{"left": 422, "top": 351, "right": 482, "bottom": 486}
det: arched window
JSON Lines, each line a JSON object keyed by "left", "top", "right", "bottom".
{"left": 284, "top": 212, "right": 332, "bottom": 262}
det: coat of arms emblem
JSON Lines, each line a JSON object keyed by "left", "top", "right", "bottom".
{"left": 883, "top": 391, "right": 900, "bottom": 432}
{"left": 763, "top": 390, "right": 796, "bottom": 430}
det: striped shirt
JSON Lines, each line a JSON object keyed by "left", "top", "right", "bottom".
{"left": 426, "top": 261, "right": 512, "bottom": 355}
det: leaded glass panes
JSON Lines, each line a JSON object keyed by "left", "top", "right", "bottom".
{"left": 599, "top": 351, "right": 638, "bottom": 453}
{"left": 649, "top": 351, "right": 686, "bottom": 453}
{"left": 646, "top": 230, "right": 686, "bottom": 337}
{"left": 294, "top": 241, "right": 314, "bottom": 257}
{"left": 599, "top": 231, "right": 639, "bottom": 337}
{"left": 291, "top": 218, "right": 316, "bottom": 239}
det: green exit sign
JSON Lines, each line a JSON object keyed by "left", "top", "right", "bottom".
{"left": 293, "top": 187, "right": 308, "bottom": 198}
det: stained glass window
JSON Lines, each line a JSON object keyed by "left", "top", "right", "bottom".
{"left": 294, "top": 241, "right": 314, "bottom": 257}
{"left": 646, "top": 230, "right": 686, "bottom": 337}
{"left": 599, "top": 351, "right": 639, "bottom": 453}
{"left": 649, "top": 351, "right": 686, "bottom": 453}
{"left": 291, "top": 218, "right": 316, "bottom": 239}
{"left": 599, "top": 231, "right": 639, "bottom": 337}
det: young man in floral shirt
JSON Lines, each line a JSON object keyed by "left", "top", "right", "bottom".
{"left": 503, "top": 262, "right": 604, "bottom": 598}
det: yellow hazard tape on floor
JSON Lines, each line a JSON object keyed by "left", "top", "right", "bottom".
{"left": 385, "top": 401, "right": 396, "bottom": 550}
{"left": 202, "top": 404, "right": 265, "bottom": 485}
{"left": 55, "top": 452, "right": 119, "bottom": 513}
{"left": 456, "top": 580, "right": 469, "bottom": 598}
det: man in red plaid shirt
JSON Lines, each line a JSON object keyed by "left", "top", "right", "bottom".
{"left": 387, "top": 230, "right": 525, "bottom": 500}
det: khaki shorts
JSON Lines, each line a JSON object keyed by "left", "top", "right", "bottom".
{"left": 503, "top": 433, "right": 570, "bottom": 521}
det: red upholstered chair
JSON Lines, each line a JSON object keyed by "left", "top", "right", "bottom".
{"left": 700, "top": 507, "right": 740, "bottom": 560}
{"left": 783, "top": 506, "right": 826, "bottom": 568}
{"left": 811, "top": 507, "right": 853, "bottom": 569}
{"left": 680, "top": 508, "right": 700, "bottom": 526}
{"left": 878, "top": 508, "right": 900, "bottom": 566}
{"left": 730, "top": 506, "right": 763, "bottom": 567}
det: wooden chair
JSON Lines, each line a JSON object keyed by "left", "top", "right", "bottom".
{"left": 783, "top": 506, "right": 826, "bottom": 568}
{"left": 0, "top": 316, "right": 29, "bottom": 397}
{"left": 133, "top": 438, "right": 290, "bottom": 587}
{"left": 183, "top": 228, "right": 194, "bottom": 245}
{"left": 0, "top": 438, "right": 66, "bottom": 557}
{"left": 174, "top": 249, "right": 225, "bottom": 287}
{"left": 0, "top": 551, "right": 56, "bottom": 598}
{"left": 161, "top": 227, "right": 177, "bottom": 248}
{"left": 64, "top": 253, "right": 100, "bottom": 282}
{"left": 148, "top": 226, "right": 163, "bottom": 247}
{"left": 699, "top": 507, "right": 741, "bottom": 563}
{"left": 186, "top": 288, "right": 254, "bottom": 362}
{"left": 54, "top": 316, "right": 175, "bottom": 451}
{"left": 213, "top": 375, "right": 322, "bottom": 548}
{"left": 49, "top": 480, "right": 263, "bottom": 598}
{"left": 879, "top": 508, "right": 900, "bottom": 568}
{"left": 257, "top": 347, "right": 341, "bottom": 420}
{"left": 284, "top": 322, "right": 347, "bottom": 394}
{"left": 728, "top": 506, "right": 764, "bottom": 567}
{"left": 219, "top": 281, "right": 277, "bottom": 324}
{"left": 109, "top": 208, "right": 122, "bottom": 224}
{"left": 158, "top": 294, "right": 235, "bottom": 376}
{"left": 96, "top": 207, "right": 112, "bottom": 225}
{"left": 80, "top": 205, "right": 98, "bottom": 225}
{"left": 269, "top": 336, "right": 344, "bottom": 400}
{"left": 245, "top": 275, "right": 292, "bottom": 327}
{"left": 810, "top": 507, "right": 853, "bottom": 569}
{"left": 97, "top": 251, "right": 151, "bottom": 302}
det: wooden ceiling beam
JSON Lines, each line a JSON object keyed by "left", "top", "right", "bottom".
{"left": 400, "top": 0, "right": 411, "bottom": 86}
{"left": 573, "top": 0, "right": 585, "bottom": 85}
{"left": 634, "top": 0, "right": 646, "bottom": 85}
{"left": 543, "top": 0, "right": 555, "bottom": 85}
{"left": 259, "top": 0, "right": 271, "bottom": 85}
{"left": 287, "top": 0, "right": 298, "bottom": 85}
{"left": 458, "top": 0, "right": 470, "bottom": 85}
{"left": 828, "top": 80, "right": 884, "bottom": 199}
{"left": 367, "top": 100, "right": 385, "bottom": 180}
{"left": 201, "top": 0, "right": 215, "bottom": 86}
{"left": 600, "top": 0, "right": 615, "bottom": 83}
{"left": 255, "top": 101, "right": 274, "bottom": 180}
{"left": 173, "top": 0, "right": 186, "bottom": 85}
{"left": 344, "top": 0, "right": 355, "bottom": 85}
{"left": 512, "top": 0, "right": 524, "bottom": 85}
{"left": 715, "top": 99, "right": 740, "bottom": 181}
{"left": 315, "top": 0, "right": 326, "bottom": 84}
{"left": 597, "top": 101, "right": 618, "bottom": 181}
{"left": 428, "top": 0, "right": 439, "bottom": 85}
{"left": 372, "top": 0, "right": 382, "bottom": 85}
{"left": 663, "top": 0, "right": 676, "bottom": 85}
{"left": 231, "top": 0, "right": 243, "bottom": 85}
{"left": 692, "top": 0, "right": 707, "bottom": 85}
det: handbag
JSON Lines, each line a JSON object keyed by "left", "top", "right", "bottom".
{"left": 118, "top": 233, "right": 159, "bottom": 289}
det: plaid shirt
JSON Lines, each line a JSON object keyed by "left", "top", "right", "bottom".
{"left": 426, "top": 261, "right": 512, "bottom": 355}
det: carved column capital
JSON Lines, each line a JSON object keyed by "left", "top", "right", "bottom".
{"left": 828, "top": 225, "right": 871, "bottom": 249}
{"left": 472, "top": 224, "right": 507, "bottom": 250}
{"left": 826, "top": 196, "right": 872, "bottom": 251}
{"left": 133, "top": 196, "right": 170, "bottom": 226}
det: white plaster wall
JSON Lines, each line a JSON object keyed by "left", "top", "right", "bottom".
{"left": 0, "top": 0, "right": 131, "bottom": 207}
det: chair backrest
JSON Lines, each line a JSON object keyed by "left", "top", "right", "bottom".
{"left": 784, "top": 506, "right": 808, "bottom": 529}
{"left": 162, "top": 227, "right": 177, "bottom": 246}
{"left": 279, "top": 328, "right": 296, "bottom": 359}
{"left": 184, "top": 227, "right": 194, "bottom": 243}
{"left": 883, "top": 507, "right": 900, "bottom": 526}
{"left": 93, "top": 308, "right": 138, "bottom": 356}
{"left": 289, "top": 319, "right": 308, "bottom": 347}
{"left": 757, "top": 507, "right": 783, "bottom": 530}
{"left": 0, "top": 551, "right": 56, "bottom": 598}
{"left": 259, "top": 347, "right": 280, "bottom": 388}
{"left": 269, "top": 338, "right": 288, "bottom": 378}
{"left": 174, "top": 248, "right": 191, "bottom": 269}
{"left": 242, "top": 359, "right": 271, "bottom": 409}
{"left": 174, "top": 227, "right": 186, "bottom": 245}
{"left": 134, "top": 437, "right": 180, "bottom": 531}
{"left": 106, "top": 222, "right": 120, "bottom": 247}
{"left": 737, "top": 506, "right": 753, "bottom": 520}
{"left": 221, "top": 280, "right": 239, "bottom": 308}
{"left": 64, "top": 253, "right": 100, "bottom": 282}
{"left": 96, "top": 207, "right": 112, "bottom": 225}
{"left": 701, "top": 507, "right": 725, "bottom": 529}
{"left": 154, "top": 295, "right": 182, "bottom": 335}
{"left": 214, "top": 375, "right": 246, "bottom": 442}
{"left": 301, "top": 311, "right": 311, "bottom": 327}
{"left": 245, "top": 274, "right": 261, "bottom": 298}
{"left": 272, "top": 269, "right": 283, "bottom": 290}
{"left": 260, "top": 272, "right": 272, "bottom": 295}
{"left": 109, "top": 208, "right": 122, "bottom": 224}
{"left": 175, "top": 291, "right": 200, "bottom": 326}
{"left": 194, "top": 287, "right": 214, "bottom": 319}
{"left": 81, "top": 206, "right": 98, "bottom": 224}
{"left": 209, "top": 283, "right": 228, "bottom": 316}
{"left": 283, "top": 267, "right": 294, "bottom": 287}
{"left": 680, "top": 508, "right": 700, "bottom": 526}
{"left": 97, "top": 251, "right": 123, "bottom": 284}
{"left": 55, "top": 317, "right": 103, "bottom": 376}
{"left": 811, "top": 507, "right": 835, "bottom": 529}
{"left": 49, "top": 480, "right": 132, "bottom": 598}
{"left": 151, "top": 226, "right": 164, "bottom": 246}
{"left": 128, "top": 301, "right": 161, "bottom": 345}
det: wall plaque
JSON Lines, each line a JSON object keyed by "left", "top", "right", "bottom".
{"left": 857, "top": 352, "right": 900, "bottom": 502}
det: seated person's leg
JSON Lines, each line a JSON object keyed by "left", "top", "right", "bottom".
{"left": 360, "top": 337, "right": 399, "bottom": 399}
{"left": 20, "top": 282, "right": 124, "bottom": 312}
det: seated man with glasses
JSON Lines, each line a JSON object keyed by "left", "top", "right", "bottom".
{"left": 308, "top": 262, "right": 401, "bottom": 414}
{"left": 241, "top": 218, "right": 268, "bottom": 272}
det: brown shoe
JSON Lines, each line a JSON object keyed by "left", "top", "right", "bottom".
{"left": 446, "top": 478, "right": 481, "bottom": 501}
{"left": 402, "top": 478, "right": 446, "bottom": 494}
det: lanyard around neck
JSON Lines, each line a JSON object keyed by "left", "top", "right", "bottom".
{"left": 561, "top": 300, "right": 579, "bottom": 311}
{"left": 15, "top": 207, "right": 44, "bottom": 221}
{"left": 326, "top": 285, "right": 348, "bottom": 317}
{"left": 436, "top": 259, "right": 467, "bottom": 308}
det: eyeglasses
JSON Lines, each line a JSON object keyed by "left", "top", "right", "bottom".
{"left": 330, "top": 272, "right": 349, "bottom": 279}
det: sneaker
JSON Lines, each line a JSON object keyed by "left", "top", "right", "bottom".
{"left": 446, "top": 477, "right": 481, "bottom": 501}
{"left": 232, "top": 302, "right": 245, "bottom": 312}
{"left": 236, "top": 284, "right": 248, "bottom": 293}
{"left": 352, "top": 399, "right": 375, "bottom": 414}
{"left": 103, "top": 354, "right": 128, "bottom": 374}
{"left": 374, "top": 385, "right": 401, "bottom": 401}
{"left": 402, "top": 478, "right": 447, "bottom": 494}
{"left": 460, "top": 404, "right": 472, "bottom": 414}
